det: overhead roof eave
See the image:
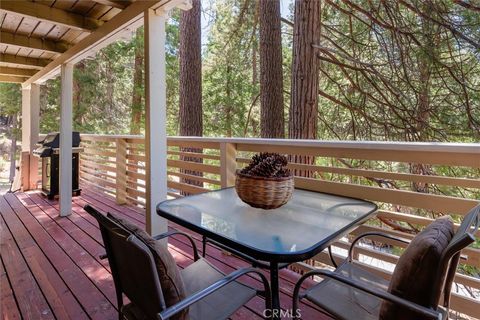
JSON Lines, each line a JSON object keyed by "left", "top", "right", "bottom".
{"left": 21, "top": 0, "right": 171, "bottom": 88}
{"left": 0, "top": 0, "right": 191, "bottom": 86}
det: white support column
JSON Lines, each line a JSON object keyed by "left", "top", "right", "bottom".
{"left": 20, "top": 86, "right": 31, "bottom": 190}
{"left": 59, "top": 63, "right": 73, "bottom": 217}
{"left": 29, "top": 84, "right": 40, "bottom": 189}
{"left": 144, "top": 8, "right": 168, "bottom": 236}
{"left": 21, "top": 86, "right": 31, "bottom": 153}
{"left": 29, "top": 84, "right": 40, "bottom": 151}
{"left": 20, "top": 84, "right": 40, "bottom": 190}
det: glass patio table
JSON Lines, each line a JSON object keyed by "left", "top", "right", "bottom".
{"left": 157, "top": 187, "right": 377, "bottom": 314}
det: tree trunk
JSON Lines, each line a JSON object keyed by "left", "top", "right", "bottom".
{"left": 179, "top": 0, "right": 202, "bottom": 137}
{"left": 410, "top": 49, "right": 432, "bottom": 193}
{"left": 179, "top": 0, "right": 203, "bottom": 191}
{"left": 225, "top": 65, "right": 233, "bottom": 137}
{"left": 259, "top": 0, "right": 284, "bottom": 138}
{"left": 410, "top": 4, "right": 435, "bottom": 194}
{"left": 127, "top": 29, "right": 145, "bottom": 202}
{"left": 288, "top": 0, "right": 321, "bottom": 176}
{"left": 245, "top": 1, "right": 260, "bottom": 137}
{"left": 130, "top": 28, "right": 144, "bottom": 135}
{"left": 245, "top": 44, "right": 259, "bottom": 137}
{"left": 73, "top": 62, "right": 85, "bottom": 127}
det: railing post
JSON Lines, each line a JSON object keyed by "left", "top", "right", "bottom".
{"left": 116, "top": 138, "right": 127, "bottom": 204}
{"left": 20, "top": 152, "right": 30, "bottom": 191}
{"left": 220, "top": 142, "right": 237, "bottom": 188}
{"left": 219, "top": 141, "right": 237, "bottom": 257}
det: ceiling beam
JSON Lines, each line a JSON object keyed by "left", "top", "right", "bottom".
{"left": 23, "top": 0, "right": 166, "bottom": 87}
{"left": 90, "top": 0, "right": 132, "bottom": 9}
{"left": 0, "top": 0, "right": 104, "bottom": 32}
{"left": 0, "top": 53, "right": 52, "bottom": 69}
{"left": 0, "top": 75, "right": 28, "bottom": 83}
{"left": 1, "top": 31, "right": 70, "bottom": 54}
{"left": 0, "top": 66, "right": 37, "bottom": 77}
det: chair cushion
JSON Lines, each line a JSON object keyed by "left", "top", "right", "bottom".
{"left": 107, "top": 213, "right": 188, "bottom": 320}
{"left": 380, "top": 216, "right": 454, "bottom": 320}
{"left": 305, "top": 262, "right": 389, "bottom": 320}
{"left": 122, "top": 303, "right": 151, "bottom": 320}
{"left": 181, "top": 258, "right": 257, "bottom": 320}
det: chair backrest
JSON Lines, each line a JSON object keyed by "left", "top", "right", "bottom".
{"left": 84, "top": 205, "right": 166, "bottom": 318}
{"left": 433, "top": 204, "right": 480, "bottom": 308}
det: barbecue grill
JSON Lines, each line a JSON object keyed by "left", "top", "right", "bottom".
{"left": 33, "top": 132, "right": 82, "bottom": 199}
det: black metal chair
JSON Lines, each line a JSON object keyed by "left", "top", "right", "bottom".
{"left": 292, "top": 204, "right": 480, "bottom": 320}
{"left": 84, "top": 205, "right": 272, "bottom": 320}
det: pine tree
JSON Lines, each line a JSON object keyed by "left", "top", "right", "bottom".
{"left": 259, "top": 0, "right": 284, "bottom": 138}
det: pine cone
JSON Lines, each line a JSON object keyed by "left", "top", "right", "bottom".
{"left": 242, "top": 153, "right": 290, "bottom": 178}
{"left": 249, "top": 156, "right": 280, "bottom": 177}
{"left": 240, "top": 162, "right": 257, "bottom": 174}
{"left": 276, "top": 168, "right": 291, "bottom": 177}
{"left": 240, "top": 152, "right": 277, "bottom": 174}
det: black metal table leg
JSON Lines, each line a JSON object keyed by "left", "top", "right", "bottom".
{"left": 202, "top": 235, "right": 207, "bottom": 257}
{"left": 269, "top": 262, "right": 280, "bottom": 319}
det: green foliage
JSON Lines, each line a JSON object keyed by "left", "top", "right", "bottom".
{"left": 39, "top": 79, "right": 60, "bottom": 133}
{"left": 38, "top": 14, "right": 181, "bottom": 136}
{"left": 202, "top": 0, "right": 259, "bottom": 137}
{"left": 6, "top": 0, "right": 479, "bottom": 142}
{"left": 166, "top": 12, "right": 181, "bottom": 136}
{"left": 40, "top": 39, "right": 135, "bottom": 134}
{"left": 0, "top": 83, "right": 21, "bottom": 117}
{"left": 316, "top": 0, "right": 480, "bottom": 142}
{"left": 0, "top": 83, "right": 21, "bottom": 139}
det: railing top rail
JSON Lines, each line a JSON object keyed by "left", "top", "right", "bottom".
{"left": 78, "top": 134, "right": 480, "bottom": 154}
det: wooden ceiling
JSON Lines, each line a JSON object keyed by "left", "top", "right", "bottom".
{"left": 0, "top": 0, "right": 133, "bottom": 83}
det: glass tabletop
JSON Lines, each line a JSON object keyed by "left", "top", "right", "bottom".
{"left": 157, "top": 188, "right": 377, "bottom": 262}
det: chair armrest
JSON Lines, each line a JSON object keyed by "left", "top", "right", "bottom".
{"left": 157, "top": 267, "right": 271, "bottom": 320}
{"left": 348, "top": 231, "right": 410, "bottom": 262}
{"left": 154, "top": 231, "right": 200, "bottom": 261}
{"left": 293, "top": 269, "right": 441, "bottom": 320}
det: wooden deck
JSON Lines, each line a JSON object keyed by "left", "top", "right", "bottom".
{"left": 0, "top": 188, "right": 331, "bottom": 320}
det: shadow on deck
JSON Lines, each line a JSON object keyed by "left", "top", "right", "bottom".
{"left": 0, "top": 187, "right": 331, "bottom": 320}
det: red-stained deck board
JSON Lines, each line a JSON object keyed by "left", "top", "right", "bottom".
{"left": 13, "top": 193, "right": 117, "bottom": 305}
{"left": 24, "top": 192, "right": 109, "bottom": 268}
{"left": 1, "top": 188, "right": 331, "bottom": 320}
{"left": 76, "top": 191, "right": 145, "bottom": 225}
{"left": 46, "top": 196, "right": 106, "bottom": 243}
{"left": 0, "top": 254, "right": 22, "bottom": 320}
{"left": 2, "top": 193, "right": 117, "bottom": 320}
{"left": 1, "top": 197, "right": 56, "bottom": 320}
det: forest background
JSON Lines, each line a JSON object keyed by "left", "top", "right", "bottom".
{"left": 0, "top": 0, "right": 480, "bottom": 180}
{"left": 1, "top": 0, "right": 478, "bottom": 141}
{"left": 0, "top": 0, "right": 479, "bottom": 186}
{"left": 1, "top": 0, "right": 479, "bottom": 192}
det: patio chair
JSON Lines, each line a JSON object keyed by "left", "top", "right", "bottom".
{"left": 84, "top": 205, "right": 272, "bottom": 320}
{"left": 292, "top": 204, "right": 480, "bottom": 320}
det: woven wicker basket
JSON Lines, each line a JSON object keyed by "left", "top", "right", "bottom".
{"left": 235, "top": 170, "right": 294, "bottom": 209}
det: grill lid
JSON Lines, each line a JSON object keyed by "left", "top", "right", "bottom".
{"left": 34, "top": 132, "right": 81, "bottom": 157}
{"left": 37, "top": 132, "right": 81, "bottom": 148}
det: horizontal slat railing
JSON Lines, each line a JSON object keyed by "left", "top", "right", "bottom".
{"left": 78, "top": 134, "right": 480, "bottom": 318}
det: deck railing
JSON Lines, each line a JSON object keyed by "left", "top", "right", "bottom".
{"left": 79, "top": 133, "right": 480, "bottom": 318}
